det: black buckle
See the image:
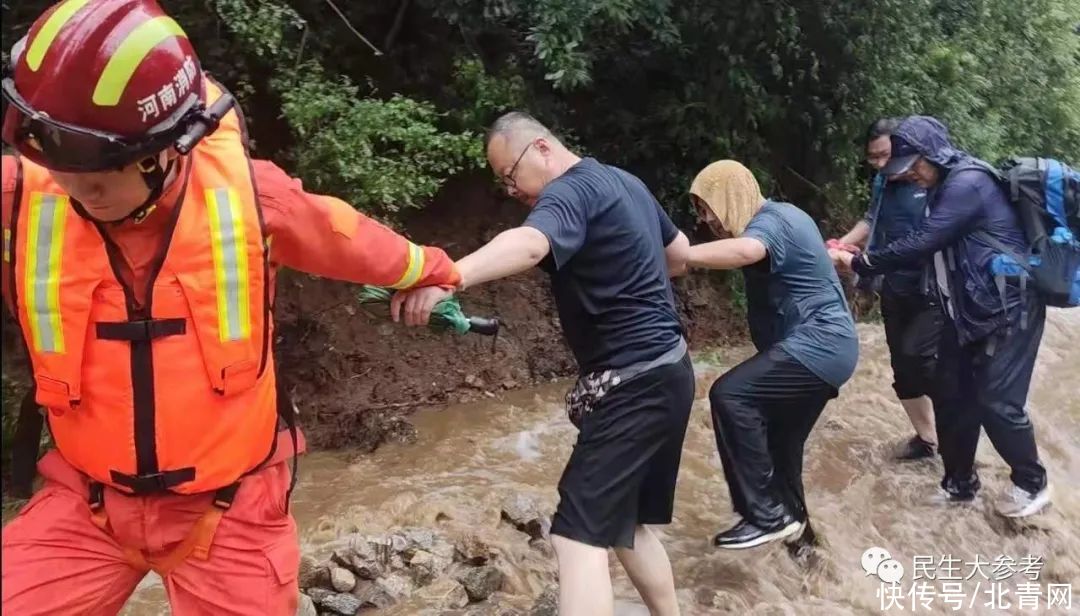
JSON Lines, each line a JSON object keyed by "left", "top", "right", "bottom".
{"left": 96, "top": 318, "right": 186, "bottom": 342}
{"left": 110, "top": 467, "right": 196, "bottom": 495}
{"left": 212, "top": 482, "right": 240, "bottom": 510}
{"left": 88, "top": 481, "right": 105, "bottom": 510}
{"left": 135, "top": 157, "right": 158, "bottom": 173}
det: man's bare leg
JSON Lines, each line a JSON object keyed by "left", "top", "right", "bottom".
{"left": 901, "top": 396, "right": 937, "bottom": 445}
{"left": 551, "top": 534, "right": 614, "bottom": 616}
{"left": 614, "top": 525, "right": 680, "bottom": 616}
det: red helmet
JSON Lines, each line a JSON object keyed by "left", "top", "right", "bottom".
{"left": 2, "top": 0, "right": 207, "bottom": 171}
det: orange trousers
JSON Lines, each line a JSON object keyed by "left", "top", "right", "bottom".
{"left": 2, "top": 447, "right": 301, "bottom": 615}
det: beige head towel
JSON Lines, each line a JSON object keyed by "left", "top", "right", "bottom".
{"left": 689, "top": 160, "right": 766, "bottom": 237}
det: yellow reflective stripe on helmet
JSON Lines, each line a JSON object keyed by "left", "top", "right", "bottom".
{"left": 206, "top": 188, "right": 252, "bottom": 342}
{"left": 390, "top": 242, "right": 426, "bottom": 289}
{"left": 24, "top": 193, "right": 67, "bottom": 354}
{"left": 25, "top": 0, "right": 91, "bottom": 72}
{"left": 92, "top": 16, "right": 188, "bottom": 106}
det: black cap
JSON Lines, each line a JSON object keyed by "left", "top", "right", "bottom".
{"left": 880, "top": 134, "right": 921, "bottom": 177}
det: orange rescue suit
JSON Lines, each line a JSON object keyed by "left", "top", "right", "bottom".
{"left": 9, "top": 82, "right": 278, "bottom": 495}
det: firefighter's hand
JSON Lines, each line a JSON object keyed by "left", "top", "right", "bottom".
{"left": 391, "top": 285, "right": 454, "bottom": 327}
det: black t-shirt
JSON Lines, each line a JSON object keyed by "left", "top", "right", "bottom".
{"left": 523, "top": 158, "right": 683, "bottom": 374}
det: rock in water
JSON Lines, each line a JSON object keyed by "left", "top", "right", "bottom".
{"left": 500, "top": 494, "right": 551, "bottom": 540}
{"left": 416, "top": 577, "right": 470, "bottom": 610}
{"left": 330, "top": 567, "right": 357, "bottom": 593}
{"left": 402, "top": 527, "right": 438, "bottom": 552}
{"left": 429, "top": 535, "right": 458, "bottom": 561}
{"left": 468, "top": 600, "right": 527, "bottom": 609}
{"left": 376, "top": 573, "right": 415, "bottom": 600}
{"left": 454, "top": 565, "right": 506, "bottom": 602}
{"left": 320, "top": 592, "right": 363, "bottom": 616}
{"left": 332, "top": 547, "right": 384, "bottom": 581}
{"left": 407, "top": 549, "right": 448, "bottom": 587}
{"left": 528, "top": 538, "right": 553, "bottom": 558}
{"left": 296, "top": 593, "right": 318, "bottom": 616}
{"left": 463, "top": 592, "right": 524, "bottom": 615}
{"left": 353, "top": 581, "right": 396, "bottom": 609}
{"left": 455, "top": 534, "right": 492, "bottom": 565}
{"left": 306, "top": 587, "right": 333, "bottom": 605}
{"left": 529, "top": 586, "right": 558, "bottom": 616}
{"left": 298, "top": 556, "right": 326, "bottom": 590}
{"left": 331, "top": 545, "right": 385, "bottom": 581}
{"left": 365, "top": 535, "right": 395, "bottom": 564}
{"left": 349, "top": 535, "right": 379, "bottom": 561}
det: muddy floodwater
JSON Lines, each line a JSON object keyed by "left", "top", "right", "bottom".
{"left": 122, "top": 309, "right": 1079, "bottom": 614}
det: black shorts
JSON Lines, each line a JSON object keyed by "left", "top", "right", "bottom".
{"left": 550, "top": 352, "right": 696, "bottom": 549}
{"left": 881, "top": 289, "right": 943, "bottom": 400}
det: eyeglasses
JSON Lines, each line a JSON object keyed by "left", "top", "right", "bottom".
{"left": 500, "top": 142, "right": 533, "bottom": 191}
{"left": 866, "top": 151, "right": 891, "bottom": 166}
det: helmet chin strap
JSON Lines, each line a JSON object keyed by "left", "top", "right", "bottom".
{"left": 70, "top": 155, "right": 178, "bottom": 225}
{"left": 128, "top": 155, "right": 175, "bottom": 223}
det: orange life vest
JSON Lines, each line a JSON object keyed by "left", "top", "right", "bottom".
{"left": 8, "top": 82, "right": 278, "bottom": 495}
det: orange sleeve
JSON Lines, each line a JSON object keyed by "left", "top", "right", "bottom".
{"left": 251, "top": 160, "right": 460, "bottom": 288}
{"left": 2, "top": 155, "right": 17, "bottom": 316}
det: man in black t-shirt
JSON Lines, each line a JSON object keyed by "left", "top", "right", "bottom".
{"left": 393, "top": 112, "right": 694, "bottom": 616}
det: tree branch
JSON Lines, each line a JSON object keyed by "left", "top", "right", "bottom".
{"left": 384, "top": 0, "right": 411, "bottom": 52}
{"left": 323, "top": 0, "right": 383, "bottom": 56}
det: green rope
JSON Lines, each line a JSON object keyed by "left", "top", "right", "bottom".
{"left": 356, "top": 285, "right": 472, "bottom": 335}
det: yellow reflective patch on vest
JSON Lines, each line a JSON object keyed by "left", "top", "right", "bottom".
{"left": 3, "top": 228, "right": 11, "bottom": 263}
{"left": 206, "top": 187, "right": 252, "bottom": 342}
{"left": 24, "top": 193, "right": 68, "bottom": 353}
{"left": 390, "top": 242, "right": 426, "bottom": 289}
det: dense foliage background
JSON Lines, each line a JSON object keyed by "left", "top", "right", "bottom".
{"left": 4, "top": 0, "right": 1076, "bottom": 226}
{"left": 1, "top": 0, "right": 1078, "bottom": 476}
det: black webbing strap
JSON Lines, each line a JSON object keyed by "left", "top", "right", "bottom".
{"left": 109, "top": 467, "right": 196, "bottom": 495}
{"left": 95, "top": 318, "right": 186, "bottom": 341}
{"left": 9, "top": 387, "right": 44, "bottom": 499}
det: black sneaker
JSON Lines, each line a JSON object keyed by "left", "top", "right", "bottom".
{"left": 713, "top": 515, "right": 803, "bottom": 550}
{"left": 928, "top": 488, "right": 977, "bottom": 505}
{"left": 895, "top": 435, "right": 936, "bottom": 461}
{"left": 928, "top": 475, "right": 980, "bottom": 505}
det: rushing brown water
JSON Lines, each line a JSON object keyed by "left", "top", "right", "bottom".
{"left": 122, "top": 310, "right": 1079, "bottom": 615}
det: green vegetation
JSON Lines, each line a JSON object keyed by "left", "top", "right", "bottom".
{"left": 2, "top": 0, "right": 1075, "bottom": 225}
{"left": 1, "top": 0, "right": 1077, "bottom": 460}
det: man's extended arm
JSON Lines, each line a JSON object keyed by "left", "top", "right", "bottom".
{"left": 455, "top": 227, "right": 551, "bottom": 291}
{"left": 838, "top": 220, "right": 871, "bottom": 247}
{"left": 854, "top": 178, "right": 982, "bottom": 276}
{"left": 687, "top": 237, "right": 767, "bottom": 270}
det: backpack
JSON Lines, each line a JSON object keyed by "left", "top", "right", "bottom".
{"left": 973, "top": 157, "right": 1080, "bottom": 308}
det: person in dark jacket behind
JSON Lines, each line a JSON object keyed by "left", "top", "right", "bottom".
{"left": 831, "top": 116, "right": 1051, "bottom": 518}
{"left": 832, "top": 117, "right": 941, "bottom": 461}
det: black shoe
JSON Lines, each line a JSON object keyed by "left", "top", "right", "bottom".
{"left": 929, "top": 488, "right": 977, "bottom": 506}
{"left": 713, "top": 515, "right": 803, "bottom": 550}
{"left": 895, "top": 435, "right": 936, "bottom": 461}
{"left": 929, "top": 475, "right": 980, "bottom": 505}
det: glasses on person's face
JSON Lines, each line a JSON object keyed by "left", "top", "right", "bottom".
{"left": 500, "top": 142, "right": 533, "bottom": 192}
{"left": 866, "top": 150, "right": 890, "bottom": 167}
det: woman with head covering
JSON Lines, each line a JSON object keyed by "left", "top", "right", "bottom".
{"left": 685, "top": 161, "right": 859, "bottom": 549}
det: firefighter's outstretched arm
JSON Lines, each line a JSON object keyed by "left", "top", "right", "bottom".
{"left": 254, "top": 161, "right": 460, "bottom": 289}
